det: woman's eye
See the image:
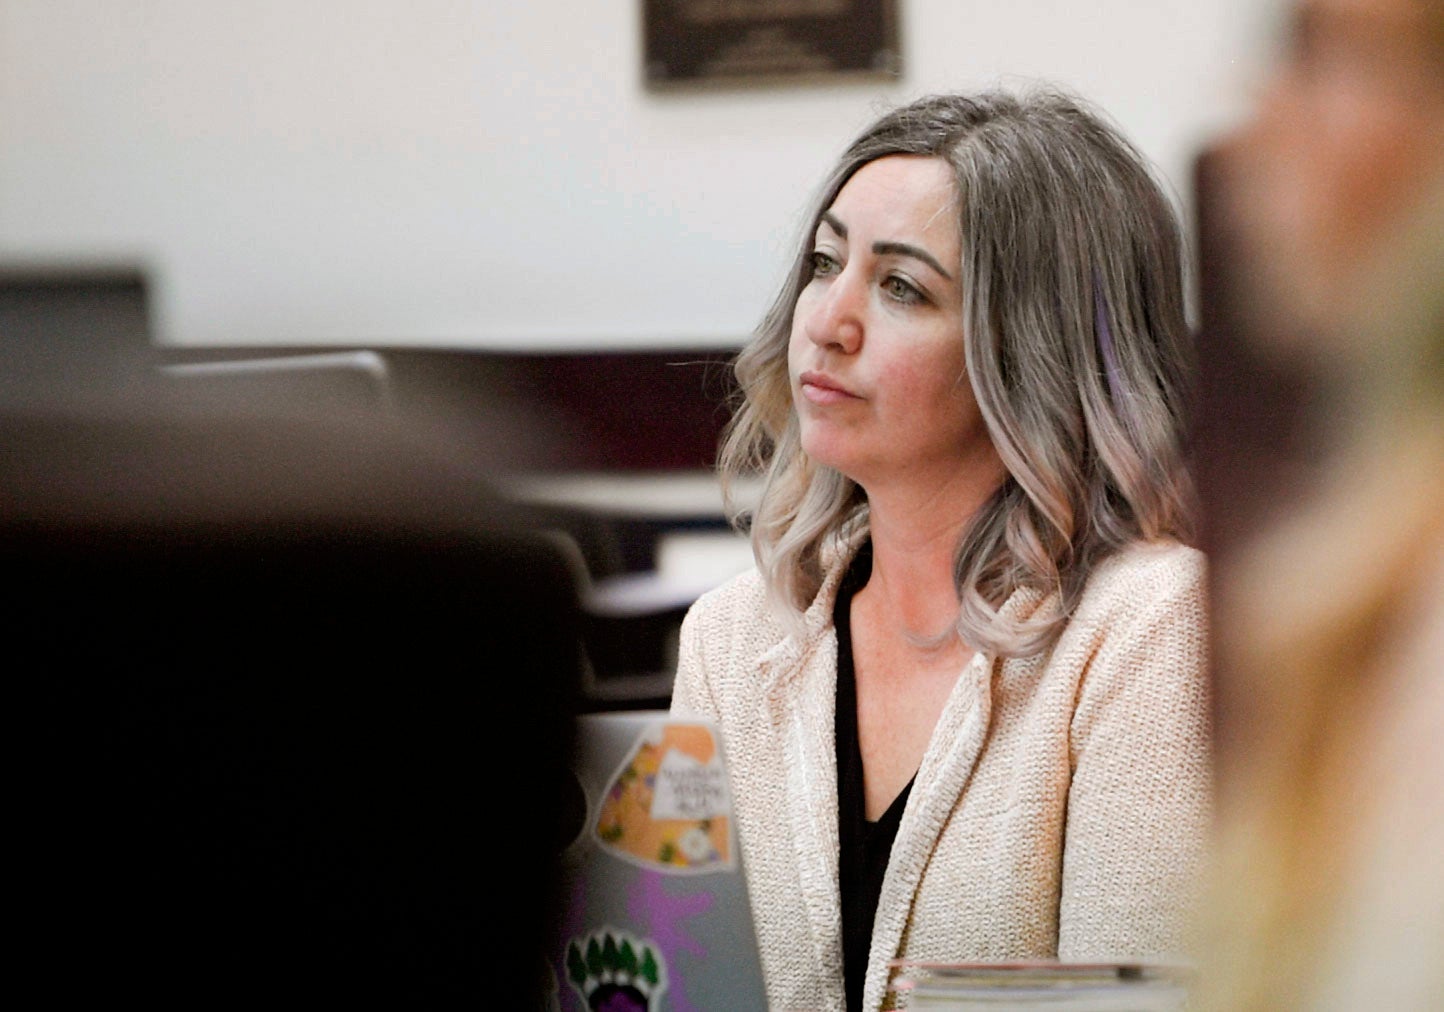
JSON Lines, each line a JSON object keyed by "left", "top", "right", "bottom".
{"left": 883, "top": 275, "right": 924, "bottom": 304}
{"left": 810, "top": 251, "right": 840, "bottom": 277}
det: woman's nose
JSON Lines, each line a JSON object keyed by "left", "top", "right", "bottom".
{"left": 803, "top": 270, "right": 864, "bottom": 354}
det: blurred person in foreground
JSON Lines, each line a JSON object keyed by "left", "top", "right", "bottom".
{"left": 670, "top": 88, "right": 1211, "bottom": 1012}
{"left": 1, "top": 368, "right": 587, "bottom": 1005}
{"left": 1196, "top": 0, "right": 1444, "bottom": 1008}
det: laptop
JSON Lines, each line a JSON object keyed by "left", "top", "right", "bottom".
{"left": 547, "top": 709, "right": 769, "bottom": 1012}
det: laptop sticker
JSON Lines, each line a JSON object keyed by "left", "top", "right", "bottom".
{"left": 564, "top": 926, "right": 669, "bottom": 1012}
{"left": 593, "top": 721, "right": 734, "bottom": 872}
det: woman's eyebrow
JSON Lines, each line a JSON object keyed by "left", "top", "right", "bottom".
{"left": 819, "top": 211, "right": 848, "bottom": 239}
{"left": 872, "top": 241, "right": 952, "bottom": 281}
{"left": 817, "top": 212, "right": 952, "bottom": 281}
{"left": 817, "top": 211, "right": 952, "bottom": 281}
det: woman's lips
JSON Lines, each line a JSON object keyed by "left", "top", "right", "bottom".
{"left": 799, "top": 371, "right": 860, "bottom": 405}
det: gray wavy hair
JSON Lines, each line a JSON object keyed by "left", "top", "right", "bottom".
{"left": 719, "top": 87, "right": 1197, "bottom": 657}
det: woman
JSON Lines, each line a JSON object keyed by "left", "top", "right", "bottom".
{"left": 670, "top": 89, "right": 1212, "bottom": 1012}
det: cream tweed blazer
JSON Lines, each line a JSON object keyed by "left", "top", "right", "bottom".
{"left": 670, "top": 538, "right": 1212, "bottom": 1012}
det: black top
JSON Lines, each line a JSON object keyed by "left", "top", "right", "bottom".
{"left": 835, "top": 541, "right": 915, "bottom": 1012}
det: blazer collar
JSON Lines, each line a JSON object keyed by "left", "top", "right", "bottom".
{"left": 755, "top": 529, "right": 865, "bottom": 703}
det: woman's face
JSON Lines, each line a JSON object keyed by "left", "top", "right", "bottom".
{"left": 787, "top": 155, "right": 1002, "bottom": 493}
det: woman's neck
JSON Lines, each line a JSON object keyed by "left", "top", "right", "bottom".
{"left": 860, "top": 469, "right": 1004, "bottom": 643}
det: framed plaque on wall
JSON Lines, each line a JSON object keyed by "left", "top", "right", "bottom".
{"left": 642, "top": 0, "right": 902, "bottom": 88}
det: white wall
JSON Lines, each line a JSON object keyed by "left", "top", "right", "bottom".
{"left": 0, "top": 1, "right": 1282, "bottom": 350}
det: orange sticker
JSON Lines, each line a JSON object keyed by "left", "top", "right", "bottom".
{"left": 593, "top": 721, "right": 733, "bottom": 872}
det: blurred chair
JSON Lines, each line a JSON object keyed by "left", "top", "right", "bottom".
{"left": 0, "top": 262, "right": 156, "bottom": 408}
{"left": 512, "top": 473, "right": 757, "bottom": 712}
{"left": 158, "top": 347, "right": 395, "bottom": 418}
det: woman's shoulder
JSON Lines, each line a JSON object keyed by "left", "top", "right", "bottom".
{"left": 1084, "top": 539, "right": 1205, "bottom": 602}
{"left": 1057, "top": 541, "right": 1211, "bottom": 710}
{"left": 685, "top": 532, "right": 859, "bottom": 635}
{"left": 1061, "top": 540, "right": 1207, "bottom": 645}
{"left": 676, "top": 566, "right": 798, "bottom": 694}
{"left": 684, "top": 566, "right": 773, "bottom": 634}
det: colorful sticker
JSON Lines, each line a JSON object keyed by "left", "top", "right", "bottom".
{"left": 593, "top": 721, "right": 734, "bottom": 872}
{"left": 564, "top": 926, "right": 668, "bottom": 1012}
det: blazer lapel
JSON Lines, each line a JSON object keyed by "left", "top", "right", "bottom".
{"left": 865, "top": 583, "right": 1051, "bottom": 1010}
{"left": 754, "top": 541, "right": 858, "bottom": 1012}
{"left": 864, "top": 650, "right": 994, "bottom": 1010}
{"left": 779, "top": 632, "right": 847, "bottom": 1010}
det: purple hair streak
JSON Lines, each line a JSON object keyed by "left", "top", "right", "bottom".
{"left": 1093, "top": 274, "right": 1125, "bottom": 408}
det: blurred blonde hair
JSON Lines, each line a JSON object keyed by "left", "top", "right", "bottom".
{"left": 1199, "top": 166, "right": 1444, "bottom": 1011}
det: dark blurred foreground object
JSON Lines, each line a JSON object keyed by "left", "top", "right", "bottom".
{"left": 3, "top": 394, "right": 587, "bottom": 1004}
